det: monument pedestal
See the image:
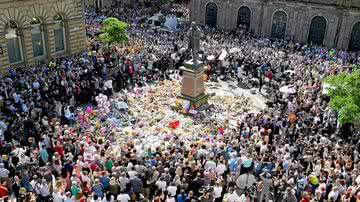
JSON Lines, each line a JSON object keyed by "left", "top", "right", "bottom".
{"left": 173, "top": 60, "right": 210, "bottom": 113}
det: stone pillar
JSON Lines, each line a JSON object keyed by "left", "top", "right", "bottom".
{"left": 177, "top": 60, "right": 209, "bottom": 110}
{"left": 67, "top": 18, "right": 86, "bottom": 54}
{"left": 334, "top": 10, "right": 344, "bottom": 48}
{"left": 258, "top": 2, "right": 265, "bottom": 36}
{"left": 46, "top": 23, "right": 57, "bottom": 56}
{"left": 22, "top": 27, "right": 34, "bottom": 65}
{"left": 181, "top": 68, "right": 205, "bottom": 99}
{"left": 0, "top": 34, "right": 9, "bottom": 71}
{"left": 190, "top": 0, "right": 194, "bottom": 23}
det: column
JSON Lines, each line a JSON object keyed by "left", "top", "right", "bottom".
{"left": 22, "top": 27, "right": 35, "bottom": 64}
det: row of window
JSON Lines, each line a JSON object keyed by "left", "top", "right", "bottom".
{"left": 5, "top": 14, "right": 66, "bottom": 65}
{"left": 205, "top": 3, "right": 360, "bottom": 51}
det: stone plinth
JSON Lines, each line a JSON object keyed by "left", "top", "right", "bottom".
{"left": 180, "top": 61, "right": 205, "bottom": 98}
{"left": 174, "top": 59, "right": 209, "bottom": 112}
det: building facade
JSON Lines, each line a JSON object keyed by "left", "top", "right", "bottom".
{"left": 85, "top": 0, "right": 113, "bottom": 10}
{"left": 0, "top": 0, "right": 87, "bottom": 70}
{"left": 190, "top": 0, "right": 360, "bottom": 50}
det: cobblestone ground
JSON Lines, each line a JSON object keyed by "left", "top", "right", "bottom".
{"left": 205, "top": 79, "right": 267, "bottom": 110}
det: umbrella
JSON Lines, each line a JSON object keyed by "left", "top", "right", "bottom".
{"left": 279, "top": 85, "right": 296, "bottom": 94}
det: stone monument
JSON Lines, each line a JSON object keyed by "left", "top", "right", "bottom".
{"left": 176, "top": 22, "right": 209, "bottom": 112}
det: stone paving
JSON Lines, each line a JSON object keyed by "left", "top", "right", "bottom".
{"left": 205, "top": 79, "right": 267, "bottom": 110}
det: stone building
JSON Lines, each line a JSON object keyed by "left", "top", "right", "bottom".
{"left": 85, "top": 0, "right": 113, "bottom": 10}
{"left": 0, "top": 0, "right": 86, "bottom": 70}
{"left": 190, "top": 0, "right": 360, "bottom": 50}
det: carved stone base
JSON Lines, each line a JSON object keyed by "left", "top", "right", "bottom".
{"left": 177, "top": 93, "right": 209, "bottom": 109}
{"left": 180, "top": 65, "right": 205, "bottom": 98}
{"left": 173, "top": 60, "right": 209, "bottom": 113}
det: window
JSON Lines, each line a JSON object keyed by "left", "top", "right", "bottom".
{"left": 206, "top": 3, "right": 218, "bottom": 28}
{"left": 237, "top": 7, "right": 251, "bottom": 30}
{"left": 308, "top": 16, "right": 327, "bottom": 45}
{"left": 30, "top": 17, "right": 45, "bottom": 58}
{"left": 349, "top": 21, "right": 360, "bottom": 51}
{"left": 54, "top": 15, "right": 65, "bottom": 52}
{"left": 271, "top": 11, "right": 287, "bottom": 39}
{"left": 5, "top": 21, "right": 22, "bottom": 64}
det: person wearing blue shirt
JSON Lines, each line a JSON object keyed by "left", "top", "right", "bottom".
{"left": 177, "top": 190, "right": 187, "bottom": 202}
{"left": 39, "top": 145, "right": 49, "bottom": 164}
{"left": 13, "top": 93, "right": 20, "bottom": 104}
{"left": 261, "top": 64, "right": 267, "bottom": 74}
{"left": 92, "top": 179, "right": 105, "bottom": 198}
{"left": 21, "top": 103, "right": 28, "bottom": 113}
{"left": 99, "top": 171, "right": 110, "bottom": 190}
{"left": 229, "top": 154, "right": 238, "bottom": 173}
{"left": 0, "top": 121, "right": 7, "bottom": 131}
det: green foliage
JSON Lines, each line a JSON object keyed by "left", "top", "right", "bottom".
{"left": 99, "top": 17, "right": 129, "bottom": 47}
{"left": 324, "top": 69, "right": 360, "bottom": 124}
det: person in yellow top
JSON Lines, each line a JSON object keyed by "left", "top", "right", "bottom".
{"left": 309, "top": 173, "right": 319, "bottom": 195}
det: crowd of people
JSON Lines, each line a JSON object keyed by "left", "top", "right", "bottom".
{"left": 0, "top": 2, "right": 358, "bottom": 202}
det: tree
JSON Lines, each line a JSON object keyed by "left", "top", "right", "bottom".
{"left": 99, "top": 17, "right": 129, "bottom": 49}
{"left": 324, "top": 69, "right": 360, "bottom": 125}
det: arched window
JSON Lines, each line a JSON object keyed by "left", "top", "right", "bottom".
{"left": 5, "top": 21, "right": 23, "bottom": 64}
{"left": 54, "top": 14, "right": 65, "bottom": 52}
{"left": 271, "top": 11, "right": 287, "bottom": 39}
{"left": 30, "top": 17, "right": 45, "bottom": 57}
{"left": 237, "top": 6, "right": 251, "bottom": 31}
{"left": 348, "top": 21, "right": 360, "bottom": 51}
{"left": 308, "top": 16, "right": 327, "bottom": 45}
{"left": 205, "top": 2, "right": 218, "bottom": 28}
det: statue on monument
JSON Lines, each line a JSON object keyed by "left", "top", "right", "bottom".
{"left": 188, "top": 21, "right": 201, "bottom": 68}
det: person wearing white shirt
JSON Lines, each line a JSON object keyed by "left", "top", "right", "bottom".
{"left": 167, "top": 183, "right": 177, "bottom": 197}
{"left": 53, "top": 189, "right": 64, "bottom": 202}
{"left": 167, "top": 194, "right": 176, "bottom": 202}
{"left": 104, "top": 79, "right": 113, "bottom": 96}
{"left": 155, "top": 177, "right": 167, "bottom": 192}
{"left": 197, "top": 146, "right": 209, "bottom": 159}
{"left": 119, "top": 174, "right": 130, "bottom": 191}
{"left": 204, "top": 158, "right": 216, "bottom": 171}
{"left": 215, "top": 161, "right": 226, "bottom": 175}
{"left": 40, "top": 180, "right": 50, "bottom": 198}
{"left": 128, "top": 168, "right": 138, "bottom": 180}
{"left": 224, "top": 188, "right": 240, "bottom": 202}
{"left": 213, "top": 182, "right": 223, "bottom": 202}
{"left": 117, "top": 192, "right": 130, "bottom": 202}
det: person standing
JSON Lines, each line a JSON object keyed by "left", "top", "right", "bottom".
{"left": 237, "top": 65, "right": 242, "bottom": 83}
{"left": 259, "top": 172, "right": 273, "bottom": 202}
{"left": 11, "top": 176, "right": 22, "bottom": 198}
{"left": 258, "top": 68, "right": 263, "bottom": 93}
{"left": 213, "top": 180, "right": 223, "bottom": 202}
{"left": 0, "top": 181, "right": 7, "bottom": 199}
{"left": 265, "top": 68, "right": 273, "bottom": 87}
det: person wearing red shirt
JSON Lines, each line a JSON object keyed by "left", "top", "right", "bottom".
{"left": 53, "top": 142, "right": 64, "bottom": 158}
{"left": 0, "top": 181, "right": 8, "bottom": 198}
{"left": 265, "top": 68, "right": 273, "bottom": 87}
